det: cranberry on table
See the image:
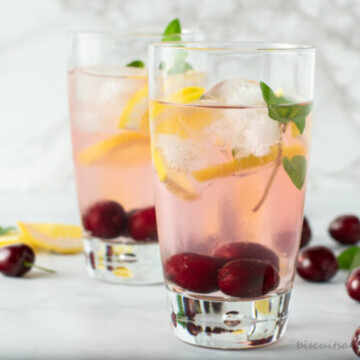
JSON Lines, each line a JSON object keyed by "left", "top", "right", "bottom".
{"left": 297, "top": 246, "right": 338, "bottom": 282}
{"left": 164, "top": 252, "right": 221, "bottom": 293}
{"left": 329, "top": 215, "right": 360, "bottom": 245}
{"left": 0, "top": 244, "right": 35, "bottom": 277}
{"left": 214, "top": 242, "right": 279, "bottom": 270}
{"left": 128, "top": 206, "right": 157, "bottom": 241}
{"left": 300, "top": 217, "right": 312, "bottom": 248}
{"left": 346, "top": 267, "right": 360, "bottom": 302}
{"left": 218, "top": 259, "right": 280, "bottom": 298}
{"left": 352, "top": 327, "right": 360, "bottom": 357}
{"left": 82, "top": 200, "right": 126, "bottom": 239}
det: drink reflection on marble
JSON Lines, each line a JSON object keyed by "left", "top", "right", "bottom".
{"left": 149, "top": 42, "right": 315, "bottom": 348}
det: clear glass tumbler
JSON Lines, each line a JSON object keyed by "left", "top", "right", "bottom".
{"left": 68, "top": 30, "right": 201, "bottom": 285}
{"left": 149, "top": 42, "right": 315, "bottom": 348}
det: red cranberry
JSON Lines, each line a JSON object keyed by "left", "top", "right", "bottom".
{"left": 0, "top": 244, "right": 35, "bottom": 277}
{"left": 297, "top": 246, "right": 338, "bottom": 282}
{"left": 214, "top": 242, "right": 279, "bottom": 270}
{"left": 128, "top": 207, "right": 157, "bottom": 241}
{"left": 164, "top": 252, "right": 221, "bottom": 293}
{"left": 329, "top": 215, "right": 360, "bottom": 245}
{"left": 300, "top": 217, "right": 312, "bottom": 248}
{"left": 218, "top": 259, "right": 280, "bottom": 298}
{"left": 352, "top": 327, "right": 360, "bottom": 357}
{"left": 346, "top": 267, "right": 360, "bottom": 302}
{"left": 82, "top": 200, "right": 126, "bottom": 239}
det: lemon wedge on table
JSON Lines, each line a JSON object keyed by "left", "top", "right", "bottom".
{"left": 153, "top": 148, "right": 198, "bottom": 201}
{"left": 192, "top": 143, "right": 306, "bottom": 182}
{"left": 17, "top": 222, "right": 83, "bottom": 254}
{"left": 118, "top": 84, "right": 149, "bottom": 133}
{"left": 77, "top": 132, "right": 148, "bottom": 165}
{"left": 0, "top": 231, "right": 21, "bottom": 248}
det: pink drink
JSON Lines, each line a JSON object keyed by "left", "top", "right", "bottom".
{"left": 149, "top": 41, "right": 315, "bottom": 349}
{"left": 69, "top": 66, "right": 162, "bottom": 284}
{"left": 69, "top": 67, "right": 153, "bottom": 214}
{"left": 152, "top": 101, "right": 312, "bottom": 299}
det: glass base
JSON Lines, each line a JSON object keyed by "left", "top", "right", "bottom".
{"left": 167, "top": 289, "right": 291, "bottom": 349}
{"left": 83, "top": 236, "right": 163, "bottom": 285}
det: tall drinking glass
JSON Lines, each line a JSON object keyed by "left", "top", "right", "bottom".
{"left": 149, "top": 42, "right": 315, "bottom": 348}
{"left": 68, "top": 30, "right": 201, "bottom": 285}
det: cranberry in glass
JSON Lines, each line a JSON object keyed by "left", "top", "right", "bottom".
{"left": 329, "top": 215, "right": 360, "bottom": 245}
{"left": 0, "top": 244, "right": 35, "bottom": 277}
{"left": 300, "top": 217, "right": 312, "bottom": 248}
{"left": 164, "top": 252, "right": 221, "bottom": 293}
{"left": 214, "top": 242, "right": 279, "bottom": 270}
{"left": 297, "top": 246, "right": 338, "bottom": 282}
{"left": 82, "top": 200, "right": 126, "bottom": 239}
{"left": 128, "top": 206, "right": 157, "bottom": 241}
{"left": 218, "top": 259, "right": 280, "bottom": 298}
{"left": 352, "top": 327, "right": 360, "bottom": 357}
{"left": 346, "top": 267, "right": 360, "bottom": 302}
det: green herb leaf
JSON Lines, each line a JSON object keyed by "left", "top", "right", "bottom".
{"left": 338, "top": 246, "right": 360, "bottom": 270}
{"left": 260, "top": 81, "right": 312, "bottom": 134}
{"left": 282, "top": 155, "right": 307, "bottom": 190}
{"left": 0, "top": 226, "right": 15, "bottom": 236}
{"left": 162, "top": 18, "right": 181, "bottom": 42}
{"left": 126, "top": 60, "right": 145, "bottom": 68}
{"left": 167, "top": 51, "right": 192, "bottom": 75}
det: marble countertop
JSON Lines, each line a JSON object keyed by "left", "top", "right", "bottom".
{"left": 0, "top": 190, "right": 359, "bottom": 359}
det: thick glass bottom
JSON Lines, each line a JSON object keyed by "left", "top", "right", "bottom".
{"left": 167, "top": 289, "right": 291, "bottom": 349}
{"left": 83, "top": 236, "right": 163, "bottom": 285}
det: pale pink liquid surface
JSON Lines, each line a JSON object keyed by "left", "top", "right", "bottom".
{"left": 69, "top": 67, "right": 154, "bottom": 224}
{"left": 152, "top": 102, "right": 312, "bottom": 300}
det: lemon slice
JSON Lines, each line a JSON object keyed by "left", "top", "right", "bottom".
{"left": 255, "top": 299, "right": 273, "bottom": 315}
{"left": 153, "top": 148, "right": 198, "bottom": 200}
{"left": 192, "top": 144, "right": 306, "bottom": 182}
{"left": 77, "top": 132, "right": 148, "bottom": 165}
{"left": 161, "top": 71, "right": 206, "bottom": 95}
{"left": 150, "top": 86, "right": 205, "bottom": 119}
{"left": 154, "top": 106, "right": 214, "bottom": 139}
{"left": 113, "top": 266, "right": 132, "bottom": 278}
{"left": 118, "top": 84, "right": 149, "bottom": 132}
{"left": 17, "top": 222, "right": 83, "bottom": 254}
{"left": 0, "top": 231, "right": 21, "bottom": 248}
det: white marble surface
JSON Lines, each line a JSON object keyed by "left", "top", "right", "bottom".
{"left": 0, "top": 190, "right": 359, "bottom": 359}
{"left": 0, "top": 0, "right": 359, "bottom": 193}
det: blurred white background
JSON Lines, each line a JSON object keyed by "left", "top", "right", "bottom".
{"left": 1, "top": 0, "right": 359, "bottom": 195}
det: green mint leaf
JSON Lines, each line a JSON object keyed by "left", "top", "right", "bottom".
{"left": 338, "top": 246, "right": 360, "bottom": 270}
{"left": 160, "top": 19, "right": 192, "bottom": 74}
{"left": 162, "top": 18, "right": 181, "bottom": 42}
{"left": 126, "top": 60, "right": 145, "bottom": 68}
{"left": 166, "top": 49, "right": 192, "bottom": 75}
{"left": 292, "top": 116, "right": 306, "bottom": 134}
{"left": 260, "top": 81, "right": 312, "bottom": 134}
{"left": 0, "top": 226, "right": 15, "bottom": 236}
{"left": 337, "top": 246, "right": 360, "bottom": 271}
{"left": 282, "top": 155, "right": 307, "bottom": 190}
{"left": 350, "top": 250, "right": 360, "bottom": 270}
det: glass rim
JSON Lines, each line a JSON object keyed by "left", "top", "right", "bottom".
{"left": 150, "top": 41, "right": 316, "bottom": 53}
{"left": 68, "top": 28, "right": 203, "bottom": 40}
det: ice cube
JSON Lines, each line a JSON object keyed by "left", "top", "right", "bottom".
{"left": 207, "top": 107, "right": 280, "bottom": 159}
{"left": 156, "top": 134, "right": 217, "bottom": 172}
{"left": 202, "top": 79, "right": 280, "bottom": 158}
{"left": 72, "top": 67, "right": 147, "bottom": 133}
{"left": 201, "top": 79, "right": 265, "bottom": 106}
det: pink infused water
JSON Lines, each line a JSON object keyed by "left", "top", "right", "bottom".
{"left": 69, "top": 67, "right": 154, "bottom": 227}
{"left": 151, "top": 99, "right": 312, "bottom": 300}
{"left": 69, "top": 66, "right": 162, "bottom": 284}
